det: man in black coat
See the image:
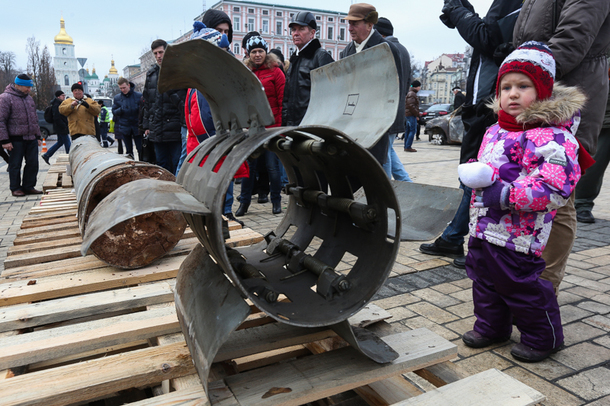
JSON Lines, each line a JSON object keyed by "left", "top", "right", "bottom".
{"left": 419, "top": 0, "right": 522, "bottom": 268}
{"left": 142, "top": 39, "right": 187, "bottom": 174}
{"left": 340, "top": 3, "right": 404, "bottom": 165}
{"left": 282, "top": 12, "right": 334, "bottom": 127}
{"left": 452, "top": 87, "right": 466, "bottom": 110}
{"left": 42, "top": 90, "right": 71, "bottom": 165}
{"left": 113, "top": 78, "right": 143, "bottom": 160}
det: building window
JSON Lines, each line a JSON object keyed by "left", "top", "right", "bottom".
{"left": 262, "top": 19, "right": 269, "bottom": 34}
{"left": 289, "top": 13, "right": 295, "bottom": 18}
{"left": 276, "top": 11, "right": 282, "bottom": 17}
{"left": 64, "top": 75, "right": 69, "bottom": 86}
{"left": 316, "top": 28, "right": 320, "bottom": 39}
{"left": 248, "top": 8, "right": 254, "bottom": 14}
{"left": 315, "top": 15, "right": 321, "bottom": 21}
{"left": 328, "top": 17, "right": 334, "bottom": 22}
{"left": 340, "top": 19, "right": 346, "bottom": 23}
{"left": 233, "top": 16, "right": 241, "bottom": 32}
{"left": 262, "top": 9, "right": 269, "bottom": 15}
{"left": 233, "top": 43, "right": 240, "bottom": 55}
{"left": 339, "top": 27, "right": 345, "bottom": 41}
{"left": 328, "top": 26, "right": 333, "bottom": 40}
{"left": 247, "top": 18, "right": 255, "bottom": 32}
{"left": 276, "top": 21, "right": 283, "bottom": 35}
{"left": 233, "top": 6, "right": 240, "bottom": 12}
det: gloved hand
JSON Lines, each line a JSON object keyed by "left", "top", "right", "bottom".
{"left": 81, "top": 100, "right": 89, "bottom": 108}
{"left": 440, "top": 0, "right": 463, "bottom": 28}
{"left": 473, "top": 181, "right": 509, "bottom": 209}
{"left": 458, "top": 162, "right": 496, "bottom": 189}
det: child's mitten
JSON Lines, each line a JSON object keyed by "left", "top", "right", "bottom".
{"left": 458, "top": 162, "right": 496, "bottom": 189}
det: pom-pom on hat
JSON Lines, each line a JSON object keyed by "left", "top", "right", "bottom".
{"left": 497, "top": 41, "right": 555, "bottom": 100}
{"left": 191, "top": 22, "right": 230, "bottom": 49}
{"left": 246, "top": 36, "right": 268, "bottom": 53}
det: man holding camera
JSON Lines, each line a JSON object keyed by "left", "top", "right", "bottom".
{"left": 59, "top": 82, "right": 101, "bottom": 140}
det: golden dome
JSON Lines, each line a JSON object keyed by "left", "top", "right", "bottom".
{"left": 54, "top": 17, "right": 73, "bottom": 45}
{"left": 109, "top": 59, "right": 118, "bottom": 75}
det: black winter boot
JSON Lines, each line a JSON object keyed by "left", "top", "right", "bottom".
{"left": 235, "top": 202, "right": 249, "bottom": 217}
{"left": 272, "top": 201, "right": 282, "bottom": 214}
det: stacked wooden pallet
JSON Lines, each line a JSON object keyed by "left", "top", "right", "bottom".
{"left": 42, "top": 154, "right": 72, "bottom": 191}
{"left": 0, "top": 186, "right": 545, "bottom": 405}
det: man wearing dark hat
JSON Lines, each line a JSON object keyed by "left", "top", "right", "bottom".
{"left": 59, "top": 82, "right": 101, "bottom": 140}
{"left": 42, "top": 90, "right": 71, "bottom": 165}
{"left": 282, "top": 11, "right": 334, "bottom": 127}
{"left": 340, "top": 3, "right": 404, "bottom": 165}
{"left": 374, "top": 16, "right": 412, "bottom": 181}
{"left": 452, "top": 86, "right": 465, "bottom": 110}
{"left": 0, "top": 74, "right": 43, "bottom": 196}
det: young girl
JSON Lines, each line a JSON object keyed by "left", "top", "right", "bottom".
{"left": 459, "top": 41, "right": 587, "bottom": 362}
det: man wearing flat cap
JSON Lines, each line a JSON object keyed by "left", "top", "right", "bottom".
{"left": 59, "top": 82, "right": 101, "bottom": 140}
{"left": 282, "top": 11, "right": 334, "bottom": 127}
{"left": 340, "top": 3, "right": 405, "bottom": 166}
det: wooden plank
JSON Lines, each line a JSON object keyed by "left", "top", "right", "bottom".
{"left": 12, "top": 228, "right": 82, "bottom": 246}
{"left": 355, "top": 377, "right": 424, "bottom": 404}
{"left": 21, "top": 209, "right": 77, "bottom": 222}
{"left": 226, "top": 228, "right": 264, "bottom": 247}
{"left": 62, "top": 174, "right": 73, "bottom": 188}
{"left": 413, "top": 361, "right": 467, "bottom": 388}
{"left": 3, "top": 242, "right": 84, "bottom": 268}
{"left": 8, "top": 237, "right": 82, "bottom": 256}
{"left": 16, "top": 220, "right": 79, "bottom": 235}
{"left": 224, "top": 328, "right": 456, "bottom": 406}
{"left": 0, "top": 254, "right": 105, "bottom": 280}
{"left": 0, "top": 254, "right": 185, "bottom": 306}
{"left": 0, "top": 341, "right": 195, "bottom": 406}
{"left": 0, "top": 281, "right": 174, "bottom": 333}
{"left": 0, "top": 306, "right": 180, "bottom": 370}
{"left": 18, "top": 217, "right": 78, "bottom": 230}
{"left": 390, "top": 369, "right": 545, "bottom": 406}
{"left": 124, "top": 385, "right": 210, "bottom": 406}
{"left": 42, "top": 172, "right": 59, "bottom": 191}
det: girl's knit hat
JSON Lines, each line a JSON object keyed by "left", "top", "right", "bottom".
{"left": 246, "top": 36, "right": 268, "bottom": 53}
{"left": 191, "top": 22, "right": 230, "bottom": 49}
{"left": 496, "top": 41, "right": 556, "bottom": 100}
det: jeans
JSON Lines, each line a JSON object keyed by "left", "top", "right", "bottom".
{"left": 8, "top": 138, "right": 39, "bottom": 192}
{"left": 43, "top": 133, "right": 71, "bottom": 158}
{"left": 440, "top": 182, "right": 472, "bottom": 246}
{"left": 123, "top": 126, "right": 142, "bottom": 160}
{"left": 154, "top": 140, "right": 182, "bottom": 175}
{"left": 175, "top": 126, "right": 188, "bottom": 176}
{"left": 239, "top": 151, "right": 282, "bottom": 204}
{"left": 224, "top": 181, "right": 234, "bottom": 214}
{"left": 383, "top": 133, "right": 412, "bottom": 181}
{"left": 404, "top": 116, "right": 417, "bottom": 149}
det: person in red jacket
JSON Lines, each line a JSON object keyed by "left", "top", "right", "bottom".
{"left": 236, "top": 35, "right": 286, "bottom": 216}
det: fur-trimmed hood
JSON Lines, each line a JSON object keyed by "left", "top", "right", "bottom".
{"left": 489, "top": 83, "right": 587, "bottom": 126}
{"left": 244, "top": 53, "right": 282, "bottom": 71}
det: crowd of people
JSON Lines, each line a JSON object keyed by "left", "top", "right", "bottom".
{"left": 1, "top": 0, "right": 609, "bottom": 364}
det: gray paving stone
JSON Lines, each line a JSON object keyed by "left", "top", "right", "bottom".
{"left": 372, "top": 292, "right": 420, "bottom": 309}
{"left": 445, "top": 301, "right": 474, "bottom": 318}
{"left": 587, "top": 395, "right": 610, "bottom": 406}
{"left": 386, "top": 306, "right": 417, "bottom": 322}
{"left": 562, "top": 322, "right": 608, "bottom": 346}
{"left": 407, "top": 301, "right": 459, "bottom": 324}
{"left": 454, "top": 351, "right": 514, "bottom": 376}
{"left": 583, "top": 315, "right": 610, "bottom": 332}
{"left": 451, "top": 278, "right": 472, "bottom": 289}
{"left": 504, "top": 366, "right": 585, "bottom": 406}
{"left": 577, "top": 300, "right": 610, "bottom": 315}
{"left": 430, "top": 282, "right": 463, "bottom": 295}
{"left": 558, "top": 291, "right": 587, "bottom": 306}
{"left": 410, "top": 287, "right": 461, "bottom": 307}
{"left": 560, "top": 305, "right": 595, "bottom": 324}
{"left": 401, "top": 316, "right": 459, "bottom": 342}
{"left": 492, "top": 344, "right": 575, "bottom": 380}
{"left": 556, "top": 367, "right": 610, "bottom": 401}
{"left": 551, "top": 342, "right": 610, "bottom": 370}
{"left": 594, "top": 335, "right": 610, "bottom": 349}
{"left": 449, "top": 288, "right": 473, "bottom": 302}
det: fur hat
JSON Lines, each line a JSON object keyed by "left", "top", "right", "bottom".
{"left": 246, "top": 36, "right": 268, "bottom": 53}
{"left": 497, "top": 41, "right": 555, "bottom": 100}
{"left": 191, "top": 22, "right": 230, "bottom": 49}
{"left": 71, "top": 82, "right": 83, "bottom": 91}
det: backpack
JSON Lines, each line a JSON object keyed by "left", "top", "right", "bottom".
{"left": 44, "top": 104, "right": 54, "bottom": 123}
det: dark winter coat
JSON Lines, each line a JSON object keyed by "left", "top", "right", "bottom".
{"left": 453, "top": 91, "right": 466, "bottom": 110}
{"left": 385, "top": 35, "right": 411, "bottom": 126}
{"left": 112, "top": 82, "right": 143, "bottom": 135}
{"left": 142, "top": 64, "right": 187, "bottom": 143}
{"left": 340, "top": 29, "right": 405, "bottom": 135}
{"left": 245, "top": 54, "right": 285, "bottom": 128}
{"left": 0, "top": 84, "right": 41, "bottom": 145}
{"left": 405, "top": 89, "right": 419, "bottom": 117}
{"left": 282, "top": 39, "right": 334, "bottom": 126}
{"left": 443, "top": 0, "right": 522, "bottom": 163}
{"left": 513, "top": 0, "right": 610, "bottom": 155}
{"left": 51, "top": 97, "right": 69, "bottom": 136}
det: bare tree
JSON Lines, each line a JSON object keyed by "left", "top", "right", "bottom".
{"left": 26, "top": 36, "right": 57, "bottom": 109}
{"left": 0, "top": 50, "right": 19, "bottom": 91}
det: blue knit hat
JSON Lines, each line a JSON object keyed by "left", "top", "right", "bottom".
{"left": 191, "top": 22, "right": 230, "bottom": 49}
{"left": 246, "top": 36, "right": 268, "bottom": 53}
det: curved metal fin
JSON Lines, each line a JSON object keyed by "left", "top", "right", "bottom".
{"left": 331, "top": 320, "right": 399, "bottom": 363}
{"left": 81, "top": 179, "right": 211, "bottom": 255}
{"left": 301, "top": 43, "right": 399, "bottom": 149}
{"left": 174, "top": 244, "right": 251, "bottom": 396}
{"left": 356, "top": 181, "right": 464, "bottom": 241}
{"left": 157, "top": 39, "right": 274, "bottom": 132}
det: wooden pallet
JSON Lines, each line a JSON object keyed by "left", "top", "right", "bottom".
{"left": 42, "top": 154, "right": 72, "bottom": 191}
{"left": 0, "top": 189, "right": 545, "bottom": 406}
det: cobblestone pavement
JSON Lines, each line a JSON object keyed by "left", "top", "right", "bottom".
{"left": 1, "top": 136, "right": 609, "bottom": 405}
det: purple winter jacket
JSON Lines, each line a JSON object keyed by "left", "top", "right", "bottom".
{"left": 0, "top": 84, "right": 41, "bottom": 145}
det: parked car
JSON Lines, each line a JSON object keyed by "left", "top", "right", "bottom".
{"left": 425, "top": 106, "right": 464, "bottom": 145}
{"left": 36, "top": 110, "right": 55, "bottom": 139}
{"left": 421, "top": 103, "right": 453, "bottom": 127}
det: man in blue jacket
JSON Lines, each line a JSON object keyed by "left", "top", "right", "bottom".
{"left": 113, "top": 78, "right": 143, "bottom": 160}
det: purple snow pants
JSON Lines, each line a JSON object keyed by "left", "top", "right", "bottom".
{"left": 465, "top": 237, "right": 564, "bottom": 351}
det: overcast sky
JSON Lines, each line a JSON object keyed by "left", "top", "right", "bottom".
{"left": 1, "top": 0, "right": 493, "bottom": 78}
